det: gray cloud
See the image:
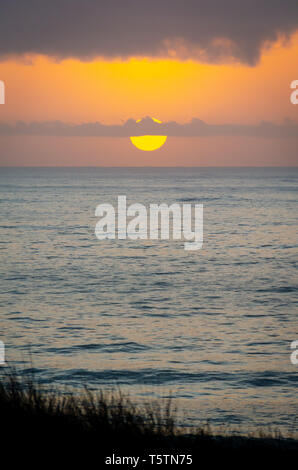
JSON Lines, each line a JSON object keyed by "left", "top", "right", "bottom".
{"left": 1, "top": 117, "right": 297, "bottom": 139}
{"left": 0, "top": 1, "right": 298, "bottom": 64}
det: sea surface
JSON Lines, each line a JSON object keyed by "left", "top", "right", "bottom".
{"left": 0, "top": 167, "right": 297, "bottom": 434}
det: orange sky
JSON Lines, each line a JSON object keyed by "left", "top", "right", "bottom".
{"left": 0, "top": 32, "right": 297, "bottom": 165}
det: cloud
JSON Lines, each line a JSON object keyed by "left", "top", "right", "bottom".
{"left": 1, "top": 117, "right": 297, "bottom": 139}
{"left": 0, "top": 1, "right": 298, "bottom": 64}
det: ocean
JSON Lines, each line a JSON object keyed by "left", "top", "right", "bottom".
{"left": 1, "top": 167, "right": 297, "bottom": 433}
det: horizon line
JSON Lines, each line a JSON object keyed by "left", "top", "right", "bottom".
{"left": 1, "top": 165, "right": 298, "bottom": 169}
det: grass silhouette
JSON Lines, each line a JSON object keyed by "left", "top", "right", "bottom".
{"left": 1, "top": 367, "right": 297, "bottom": 466}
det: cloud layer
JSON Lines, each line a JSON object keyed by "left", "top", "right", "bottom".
{"left": 1, "top": 1, "right": 298, "bottom": 64}
{"left": 1, "top": 117, "right": 297, "bottom": 139}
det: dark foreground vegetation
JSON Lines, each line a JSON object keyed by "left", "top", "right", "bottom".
{"left": 1, "top": 368, "right": 297, "bottom": 467}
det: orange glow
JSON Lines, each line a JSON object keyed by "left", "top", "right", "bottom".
{"left": 0, "top": 33, "right": 298, "bottom": 166}
{"left": 0, "top": 32, "right": 298, "bottom": 127}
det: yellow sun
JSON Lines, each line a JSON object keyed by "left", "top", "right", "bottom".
{"left": 130, "top": 117, "right": 167, "bottom": 151}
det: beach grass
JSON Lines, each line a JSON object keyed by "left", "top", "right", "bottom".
{"left": 1, "top": 367, "right": 297, "bottom": 466}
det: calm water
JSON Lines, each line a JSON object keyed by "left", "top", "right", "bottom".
{"left": 1, "top": 167, "right": 297, "bottom": 433}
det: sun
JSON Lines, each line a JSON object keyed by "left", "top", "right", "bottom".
{"left": 130, "top": 117, "right": 167, "bottom": 151}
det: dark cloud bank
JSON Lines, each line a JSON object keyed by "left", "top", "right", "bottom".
{"left": 1, "top": 117, "right": 297, "bottom": 139}
{"left": 1, "top": 1, "right": 298, "bottom": 64}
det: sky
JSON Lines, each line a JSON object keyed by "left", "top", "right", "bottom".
{"left": 0, "top": 0, "right": 297, "bottom": 166}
